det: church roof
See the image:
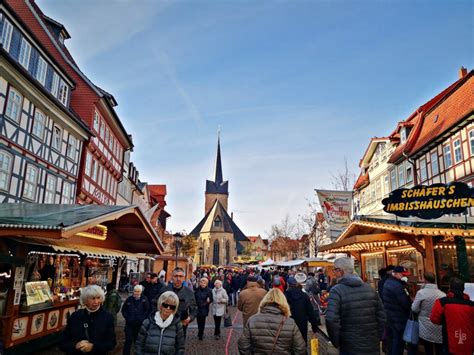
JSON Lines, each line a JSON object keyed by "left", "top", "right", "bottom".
{"left": 189, "top": 200, "right": 249, "bottom": 243}
{"left": 206, "top": 136, "right": 229, "bottom": 194}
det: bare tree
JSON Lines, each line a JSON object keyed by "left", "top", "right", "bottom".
{"left": 296, "top": 199, "right": 330, "bottom": 257}
{"left": 330, "top": 156, "right": 356, "bottom": 191}
{"left": 266, "top": 214, "right": 296, "bottom": 240}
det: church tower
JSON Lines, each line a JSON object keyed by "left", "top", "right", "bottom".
{"left": 190, "top": 135, "right": 249, "bottom": 266}
{"left": 205, "top": 135, "right": 228, "bottom": 214}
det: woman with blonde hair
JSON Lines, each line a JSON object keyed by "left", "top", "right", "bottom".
{"left": 211, "top": 279, "right": 228, "bottom": 339}
{"left": 238, "top": 288, "right": 306, "bottom": 354}
{"left": 135, "top": 291, "right": 185, "bottom": 355}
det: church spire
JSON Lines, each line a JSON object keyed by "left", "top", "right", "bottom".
{"left": 215, "top": 131, "right": 223, "bottom": 184}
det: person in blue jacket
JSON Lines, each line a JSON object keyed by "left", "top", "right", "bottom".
{"left": 121, "top": 285, "right": 150, "bottom": 355}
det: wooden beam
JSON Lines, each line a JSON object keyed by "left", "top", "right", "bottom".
{"left": 404, "top": 235, "right": 426, "bottom": 257}
{"left": 423, "top": 235, "right": 435, "bottom": 274}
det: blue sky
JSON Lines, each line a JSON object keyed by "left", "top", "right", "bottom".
{"left": 38, "top": 0, "right": 473, "bottom": 236}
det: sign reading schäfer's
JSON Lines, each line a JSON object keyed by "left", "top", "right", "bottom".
{"left": 382, "top": 182, "right": 474, "bottom": 219}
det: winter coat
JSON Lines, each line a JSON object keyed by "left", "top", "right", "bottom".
{"left": 59, "top": 307, "right": 116, "bottom": 355}
{"left": 103, "top": 289, "right": 122, "bottom": 323}
{"left": 285, "top": 286, "right": 320, "bottom": 342}
{"left": 382, "top": 276, "right": 411, "bottom": 331}
{"left": 144, "top": 281, "right": 164, "bottom": 307}
{"left": 195, "top": 286, "right": 213, "bottom": 317}
{"left": 212, "top": 286, "right": 228, "bottom": 317}
{"left": 430, "top": 291, "right": 474, "bottom": 355}
{"left": 135, "top": 312, "right": 185, "bottom": 355}
{"left": 231, "top": 274, "right": 242, "bottom": 291}
{"left": 159, "top": 284, "right": 198, "bottom": 322}
{"left": 121, "top": 295, "right": 150, "bottom": 326}
{"left": 238, "top": 304, "right": 306, "bottom": 355}
{"left": 326, "top": 275, "right": 386, "bottom": 355}
{"left": 238, "top": 281, "right": 267, "bottom": 326}
{"left": 411, "top": 283, "right": 445, "bottom": 343}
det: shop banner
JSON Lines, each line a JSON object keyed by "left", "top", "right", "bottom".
{"left": 382, "top": 182, "right": 474, "bottom": 219}
{"left": 316, "top": 189, "right": 352, "bottom": 239}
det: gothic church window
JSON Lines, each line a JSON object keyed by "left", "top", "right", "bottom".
{"left": 214, "top": 216, "right": 222, "bottom": 228}
{"left": 213, "top": 240, "right": 219, "bottom": 265}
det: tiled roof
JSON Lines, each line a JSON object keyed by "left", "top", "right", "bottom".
{"left": 354, "top": 172, "right": 370, "bottom": 190}
{"left": 388, "top": 72, "right": 469, "bottom": 164}
{"left": 409, "top": 72, "right": 474, "bottom": 156}
{"left": 149, "top": 185, "right": 167, "bottom": 208}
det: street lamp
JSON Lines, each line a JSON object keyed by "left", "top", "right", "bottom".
{"left": 173, "top": 232, "right": 183, "bottom": 267}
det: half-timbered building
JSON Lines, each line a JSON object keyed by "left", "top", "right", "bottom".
{"left": 5, "top": 0, "right": 133, "bottom": 205}
{"left": 0, "top": 5, "right": 90, "bottom": 204}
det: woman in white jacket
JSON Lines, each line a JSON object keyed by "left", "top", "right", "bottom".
{"left": 212, "top": 279, "right": 229, "bottom": 339}
{"left": 411, "top": 272, "right": 445, "bottom": 355}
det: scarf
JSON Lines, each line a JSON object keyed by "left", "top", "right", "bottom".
{"left": 154, "top": 312, "right": 174, "bottom": 329}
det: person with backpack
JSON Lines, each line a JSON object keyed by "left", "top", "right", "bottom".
{"left": 103, "top": 283, "right": 122, "bottom": 326}
{"left": 121, "top": 285, "right": 150, "bottom": 355}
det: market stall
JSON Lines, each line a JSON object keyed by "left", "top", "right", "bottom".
{"left": 0, "top": 204, "right": 163, "bottom": 352}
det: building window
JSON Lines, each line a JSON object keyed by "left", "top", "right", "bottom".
{"left": 384, "top": 174, "right": 389, "bottom": 195}
{"left": 390, "top": 169, "right": 397, "bottom": 191}
{"left": 469, "top": 131, "right": 474, "bottom": 156}
{"left": 32, "top": 109, "right": 46, "bottom": 140}
{"left": 398, "top": 163, "right": 405, "bottom": 187}
{"left": 0, "top": 151, "right": 12, "bottom": 191}
{"left": 35, "top": 56, "right": 47, "bottom": 85}
{"left": 214, "top": 216, "right": 222, "bottom": 228}
{"left": 44, "top": 174, "right": 57, "bottom": 203}
{"left": 91, "top": 159, "right": 97, "bottom": 181}
{"left": 443, "top": 144, "right": 452, "bottom": 168}
{"left": 108, "top": 131, "right": 113, "bottom": 148}
{"left": 453, "top": 139, "right": 462, "bottom": 164}
{"left": 406, "top": 164, "right": 413, "bottom": 183}
{"left": 5, "top": 87, "right": 22, "bottom": 123}
{"left": 61, "top": 181, "right": 73, "bottom": 204}
{"left": 66, "top": 135, "right": 77, "bottom": 160}
{"left": 1, "top": 18, "right": 13, "bottom": 51}
{"left": 376, "top": 179, "right": 381, "bottom": 200}
{"left": 58, "top": 80, "right": 69, "bottom": 106}
{"left": 400, "top": 128, "right": 407, "bottom": 144}
{"left": 93, "top": 111, "right": 99, "bottom": 132}
{"left": 420, "top": 158, "right": 427, "bottom": 182}
{"left": 100, "top": 121, "right": 105, "bottom": 139}
{"left": 51, "top": 125, "right": 62, "bottom": 151}
{"left": 18, "top": 38, "right": 31, "bottom": 70}
{"left": 105, "top": 127, "right": 109, "bottom": 146}
{"left": 51, "top": 72, "right": 60, "bottom": 97}
{"left": 431, "top": 151, "right": 439, "bottom": 176}
{"left": 213, "top": 240, "right": 220, "bottom": 265}
{"left": 23, "top": 165, "right": 38, "bottom": 201}
{"left": 85, "top": 152, "right": 92, "bottom": 176}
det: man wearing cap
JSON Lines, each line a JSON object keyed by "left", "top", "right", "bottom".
{"left": 285, "top": 273, "right": 320, "bottom": 344}
{"left": 382, "top": 265, "right": 412, "bottom": 355}
{"left": 238, "top": 275, "right": 267, "bottom": 326}
{"left": 325, "top": 257, "right": 386, "bottom": 355}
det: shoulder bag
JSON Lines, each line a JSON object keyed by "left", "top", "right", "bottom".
{"left": 403, "top": 311, "right": 419, "bottom": 344}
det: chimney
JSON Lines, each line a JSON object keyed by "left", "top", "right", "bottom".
{"left": 459, "top": 66, "right": 468, "bottom": 78}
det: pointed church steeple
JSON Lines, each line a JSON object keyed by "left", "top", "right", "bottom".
{"left": 205, "top": 132, "right": 229, "bottom": 213}
{"left": 215, "top": 133, "right": 223, "bottom": 184}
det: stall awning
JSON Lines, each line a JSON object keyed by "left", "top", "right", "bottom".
{"left": 13, "top": 237, "right": 155, "bottom": 260}
{"left": 0, "top": 204, "right": 164, "bottom": 254}
{"left": 275, "top": 259, "right": 305, "bottom": 267}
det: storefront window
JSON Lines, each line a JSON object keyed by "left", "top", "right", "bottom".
{"left": 364, "top": 254, "right": 384, "bottom": 282}
{"left": 388, "top": 249, "right": 423, "bottom": 281}
{"left": 435, "top": 243, "right": 474, "bottom": 290}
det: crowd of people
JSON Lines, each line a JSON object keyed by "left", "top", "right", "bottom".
{"left": 57, "top": 260, "right": 473, "bottom": 355}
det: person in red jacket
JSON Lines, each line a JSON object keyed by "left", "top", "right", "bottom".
{"left": 430, "top": 277, "right": 474, "bottom": 355}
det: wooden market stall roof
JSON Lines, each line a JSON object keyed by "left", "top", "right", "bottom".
{"left": 0, "top": 204, "right": 164, "bottom": 255}
{"left": 320, "top": 216, "right": 474, "bottom": 255}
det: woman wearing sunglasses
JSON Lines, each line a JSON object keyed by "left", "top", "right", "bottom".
{"left": 135, "top": 291, "right": 185, "bottom": 355}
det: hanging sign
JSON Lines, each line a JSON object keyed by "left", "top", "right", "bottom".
{"left": 382, "top": 182, "right": 474, "bottom": 219}
{"left": 77, "top": 224, "right": 108, "bottom": 240}
{"left": 316, "top": 189, "right": 352, "bottom": 240}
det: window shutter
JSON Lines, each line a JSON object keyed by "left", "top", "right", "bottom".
{"left": 28, "top": 47, "right": 39, "bottom": 75}
{"left": 9, "top": 28, "right": 21, "bottom": 60}
{"left": 45, "top": 66, "right": 53, "bottom": 91}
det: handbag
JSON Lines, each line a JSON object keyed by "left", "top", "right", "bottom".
{"left": 270, "top": 316, "right": 286, "bottom": 353}
{"left": 403, "top": 311, "right": 419, "bottom": 344}
{"left": 224, "top": 306, "right": 232, "bottom": 327}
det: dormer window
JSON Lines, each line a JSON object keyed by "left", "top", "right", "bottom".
{"left": 58, "top": 33, "right": 65, "bottom": 45}
{"left": 400, "top": 128, "right": 407, "bottom": 144}
{"left": 214, "top": 216, "right": 222, "bottom": 227}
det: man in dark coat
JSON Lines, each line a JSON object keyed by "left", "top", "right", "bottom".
{"left": 285, "top": 275, "right": 320, "bottom": 343}
{"left": 382, "top": 265, "right": 411, "bottom": 355}
{"left": 158, "top": 267, "right": 197, "bottom": 339}
{"left": 143, "top": 273, "right": 163, "bottom": 309}
{"left": 326, "top": 257, "right": 386, "bottom": 355}
{"left": 231, "top": 272, "right": 242, "bottom": 306}
{"left": 194, "top": 277, "right": 213, "bottom": 340}
{"left": 121, "top": 285, "right": 150, "bottom": 355}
